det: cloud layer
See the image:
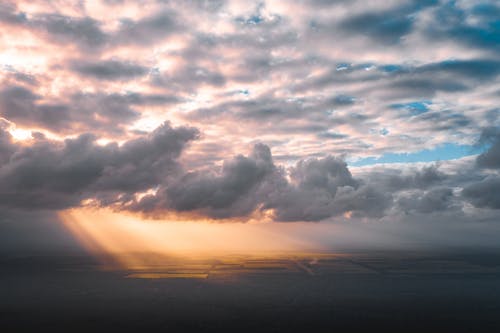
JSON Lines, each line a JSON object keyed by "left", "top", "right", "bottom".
{"left": 0, "top": 0, "right": 499, "bottom": 225}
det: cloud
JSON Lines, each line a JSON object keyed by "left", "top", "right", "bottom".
{"left": 476, "top": 127, "right": 500, "bottom": 169}
{"left": 339, "top": 10, "right": 414, "bottom": 44}
{"left": 129, "top": 146, "right": 395, "bottom": 221}
{"left": 363, "top": 164, "right": 447, "bottom": 192}
{"left": 426, "top": 1, "right": 500, "bottom": 53}
{"left": 0, "top": 3, "right": 27, "bottom": 25}
{"left": 71, "top": 60, "right": 149, "bottom": 80}
{"left": 1, "top": 119, "right": 499, "bottom": 223}
{"left": 461, "top": 128, "right": 500, "bottom": 210}
{"left": 164, "top": 143, "right": 275, "bottom": 218}
{"left": 0, "top": 122, "right": 198, "bottom": 210}
{"left": 0, "top": 85, "right": 70, "bottom": 131}
{"left": 114, "top": 10, "right": 181, "bottom": 46}
{"left": 152, "top": 65, "right": 226, "bottom": 91}
{"left": 396, "top": 187, "right": 456, "bottom": 214}
{"left": 462, "top": 177, "right": 500, "bottom": 210}
{"left": 0, "top": 86, "right": 170, "bottom": 134}
{"left": 33, "top": 14, "right": 108, "bottom": 48}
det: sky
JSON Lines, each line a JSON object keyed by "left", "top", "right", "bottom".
{"left": 0, "top": 0, "right": 500, "bottom": 255}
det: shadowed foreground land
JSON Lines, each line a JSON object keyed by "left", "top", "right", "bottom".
{"left": 1, "top": 251, "right": 500, "bottom": 333}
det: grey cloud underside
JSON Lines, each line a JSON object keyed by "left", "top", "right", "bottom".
{"left": 71, "top": 60, "right": 149, "bottom": 80}
{"left": 460, "top": 129, "right": 500, "bottom": 209}
{"left": 462, "top": 177, "right": 500, "bottom": 210}
{"left": 0, "top": 86, "right": 182, "bottom": 134}
{"left": 116, "top": 126, "right": 500, "bottom": 220}
{"left": 396, "top": 187, "right": 457, "bottom": 215}
{"left": 476, "top": 127, "right": 500, "bottom": 169}
{"left": 1, "top": 123, "right": 499, "bottom": 221}
{"left": 114, "top": 10, "right": 180, "bottom": 46}
{"left": 34, "top": 14, "right": 108, "bottom": 48}
{"left": 427, "top": 2, "right": 500, "bottom": 53}
{"left": 0, "top": 5, "right": 182, "bottom": 49}
{"left": 0, "top": 122, "right": 198, "bottom": 210}
{"left": 179, "top": 57, "right": 499, "bottom": 138}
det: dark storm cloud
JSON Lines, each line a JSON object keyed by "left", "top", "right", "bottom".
{"left": 0, "top": 125, "right": 498, "bottom": 221}
{"left": 0, "top": 122, "right": 16, "bottom": 165}
{"left": 385, "top": 78, "right": 468, "bottom": 99}
{"left": 338, "top": 0, "right": 437, "bottom": 44}
{"left": 152, "top": 66, "right": 226, "bottom": 91}
{"left": 114, "top": 10, "right": 181, "bottom": 46}
{"left": 130, "top": 149, "right": 392, "bottom": 221}
{"left": 71, "top": 60, "right": 149, "bottom": 80}
{"left": 462, "top": 177, "right": 500, "bottom": 210}
{"left": 339, "top": 11, "right": 413, "bottom": 44}
{"left": 406, "top": 110, "right": 471, "bottom": 132}
{"left": 0, "top": 3, "right": 108, "bottom": 49}
{"left": 460, "top": 128, "right": 500, "bottom": 210}
{"left": 376, "top": 59, "right": 500, "bottom": 100}
{"left": 288, "top": 58, "right": 499, "bottom": 104}
{"left": 317, "top": 132, "right": 348, "bottom": 140}
{"left": 180, "top": 28, "right": 298, "bottom": 70}
{"left": 184, "top": 94, "right": 361, "bottom": 125}
{"left": 0, "top": 86, "right": 168, "bottom": 134}
{"left": 33, "top": 14, "right": 108, "bottom": 48}
{"left": 328, "top": 94, "right": 356, "bottom": 107}
{"left": 117, "top": 92, "right": 183, "bottom": 105}
{"left": 0, "top": 122, "right": 198, "bottom": 210}
{"left": 476, "top": 127, "right": 500, "bottom": 169}
{"left": 427, "top": 1, "right": 500, "bottom": 53}
{"left": 289, "top": 157, "right": 357, "bottom": 192}
{"left": 165, "top": 143, "right": 275, "bottom": 218}
{"left": 264, "top": 157, "right": 391, "bottom": 221}
{"left": 418, "top": 59, "right": 500, "bottom": 80}
{"left": 365, "top": 165, "right": 447, "bottom": 192}
{"left": 0, "top": 5, "right": 182, "bottom": 49}
{"left": 70, "top": 92, "right": 182, "bottom": 124}
{"left": 128, "top": 143, "right": 279, "bottom": 217}
{"left": 345, "top": 58, "right": 496, "bottom": 84}
{"left": 396, "top": 187, "right": 456, "bottom": 214}
{"left": 0, "top": 86, "right": 70, "bottom": 130}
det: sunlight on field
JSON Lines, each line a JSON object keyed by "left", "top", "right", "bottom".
{"left": 58, "top": 208, "right": 334, "bottom": 273}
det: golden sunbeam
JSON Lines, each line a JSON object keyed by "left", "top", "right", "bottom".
{"left": 59, "top": 208, "right": 323, "bottom": 271}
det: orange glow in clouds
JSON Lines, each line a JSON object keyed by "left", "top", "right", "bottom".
{"left": 59, "top": 208, "right": 325, "bottom": 270}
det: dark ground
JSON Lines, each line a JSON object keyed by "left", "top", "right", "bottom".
{"left": 1, "top": 251, "right": 500, "bottom": 333}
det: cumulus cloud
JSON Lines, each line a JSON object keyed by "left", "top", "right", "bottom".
{"left": 461, "top": 128, "right": 500, "bottom": 210}
{"left": 1, "top": 118, "right": 500, "bottom": 223}
{"left": 476, "top": 127, "right": 500, "bottom": 169}
{"left": 462, "top": 177, "right": 500, "bottom": 210}
{"left": 0, "top": 122, "right": 198, "bottom": 210}
{"left": 121, "top": 145, "right": 395, "bottom": 221}
{"left": 396, "top": 187, "right": 457, "bottom": 214}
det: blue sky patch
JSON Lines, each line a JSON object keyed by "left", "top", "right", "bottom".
{"left": 349, "top": 143, "right": 486, "bottom": 166}
{"left": 391, "top": 101, "right": 432, "bottom": 116}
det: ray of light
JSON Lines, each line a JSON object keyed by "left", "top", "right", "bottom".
{"left": 59, "top": 208, "right": 325, "bottom": 270}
